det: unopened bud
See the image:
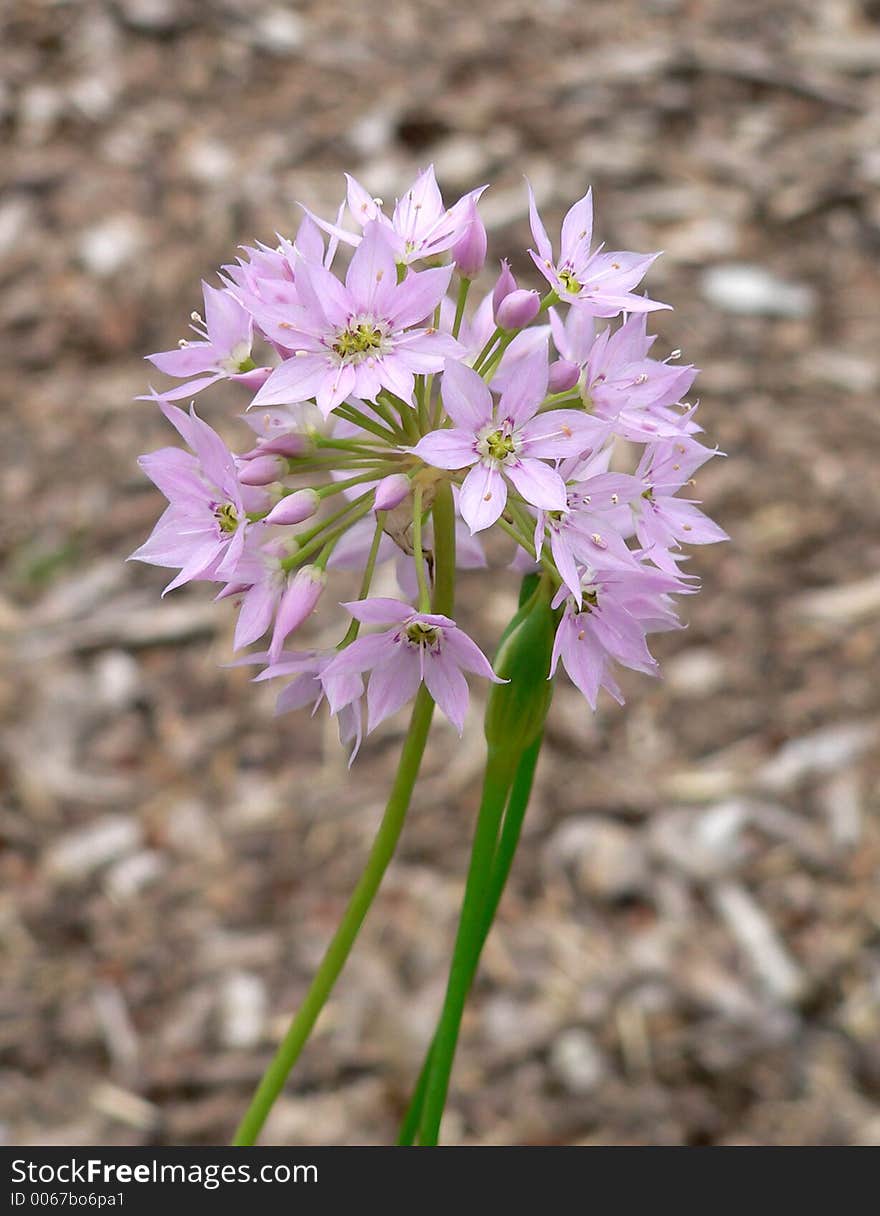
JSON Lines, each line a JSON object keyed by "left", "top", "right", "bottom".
{"left": 484, "top": 577, "right": 556, "bottom": 755}
{"left": 548, "top": 358, "right": 581, "bottom": 393}
{"left": 491, "top": 259, "right": 517, "bottom": 316}
{"left": 450, "top": 200, "right": 487, "bottom": 279}
{"left": 270, "top": 565, "right": 325, "bottom": 661}
{"left": 265, "top": 489, "right": 320, "bottom": 525}
{"left": 255, "top": 432, "right": 310, "bottom": 458}
{"left": 238, "top": 454, "right": 286, "bottom": 486}
{"left": 373, "top": 473, "right": 411, "bottom": 512}
{"left": 495, "top": 288, "right": 540, "bottom": 331}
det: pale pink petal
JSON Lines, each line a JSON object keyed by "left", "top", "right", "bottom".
{"left": 342, "top": 597, "right": 413, "bottom": 625}
{"left": 249, "top": 355, "right": 329, "bottom": 409}
{"left": 392, "top": 166, "right": 444, "bottom": 243}
{"left": 527, "top": 180, "right": 553, "bottom": 263}
{"left": 497, "top": 341, "right": 549, "bottom": 426}
{"left": 410, "top": 428, "right": 476, "bottom": 470}
{"left": 376, "top": 358, "right": 415, "bottom": 405}
{"left": 346, "top": 173, "right": 383, "bottom": 227}
{"left": 559, "top": 189, "right": 593, "bottom": 263}
{"left": 323, "top": 634, "right": 392, "bottom": 691}
{"left": 345, "top": 221, "right": 397, "bottom": 315}
{"left": 505, "top": 457, "right": 567, "bottom": 510}
{"left": 367, "top": 648, "right": 421, "bottom": 731}
{"left": 519, "top": 409, "right": 609, "bottom": 459}
{"left": 549, "top": 529, "right": 583, "bottom": 604}
{"left": 276, "top": 673, "right": 322, "bottom": 714}
{"left": 386, "top": 265, "right": 452, "bottom": 328}
{"left": 315, "top": 363, "right": 357, "bottom": 416}
{"left": 148, "top": 373, "right": 224, "bottom": 401}
{"left": 459, "top": 462, "right": 507, "bottom": 533}
{"left": 295, "top": 259, "right": 351, "bottom": 328}
{"left": 441, "top": 627, "right": 500, "bottom": 680}
{"left": 233, "top": 581, "right": 278, "bottom": 650}
{"left": 422, "top": 650, "right": 470, "bottom": 733}
{"left": 202, "top": 281, "right": 251, "bottom": 353}
{"left": 147, "top": 342, "right": 216, "bottom": 377}
{"left": 440, "top": 358, "right": 493, "bottom": 430}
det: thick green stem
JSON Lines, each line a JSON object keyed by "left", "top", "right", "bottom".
{"left": 416, "top": 747, "right": 517, "bottom": 1145}
{"left": 398, "top": 734, "right": 543, "bottom": 1145}
{"left": 430, "top": 480, "right": 456, "bottom": 614}
{"left": 412, "top": 484, "right": 431, "bottom": 613}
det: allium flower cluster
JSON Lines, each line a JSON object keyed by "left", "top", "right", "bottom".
{"left": 133, "top": 167, "right": 725, "bottom": 755}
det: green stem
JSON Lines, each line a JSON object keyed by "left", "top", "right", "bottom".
{"left": 280, "top": 493, "right": 375, "bottom": 572}
{"left": 472, "top": 326, "right": 504, "bottom": 375}
{"left": 316, "top": 467, "right": 398, "bottom": 499}
{"left": 338, "top": 514, "right": 386, "bottom": 648}
{"left": 416, "top": 747, "right": 517, "bottom": 1145}
{"left": 231, "top": 482, "right": 458, "bottom": 1148}
{"left": 452, "top": 278, "right": 470, "bottom": 339}
{"left": 412, "top": 484, "right": 431, "bottom": 613}
{"left": 331, "top": 405, "right": 399, "bottom": 444}
{"left": 398, "top": 735, "right": 543, "bottom": 1145}
{"left": 232, "top": 686, "right": 436, "bottom": 1147}
{"left": 430, "top": 480, "right": 456, "bottom": 614}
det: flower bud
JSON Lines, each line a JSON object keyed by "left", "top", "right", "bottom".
{"left": 238, "top": 453, "right": 287, "bottom": 486}
{"left": 265, "top": 488, "right": 320, "bottom": 526}
{"left": 483, "top": 578, "right": 556, "bottom": 756}
{"left": 255, "top": 433, "right": 310, "bottom": 458}
{"left": 495, "top": 288, "right": 540, "bottom": 332}
{"left": 373, "top": 473, "right": 411, "bottom": 512}
{"left": 270, "top": 565, "right": 325, "bottom": 661}
{"left": 548, "top": 358, "right": 581, "bottom": 393}
{"left": 450, "top": 200, "right": 487, "bottom": 279}
{"left": 491, "top": 259, "right": 517, "bottom": 316}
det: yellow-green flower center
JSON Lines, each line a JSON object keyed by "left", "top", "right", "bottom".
{"left": 332, "top": 321, "right": 385, "bottom": 362}
{"left": 558, "top": 268, "right": 582, "bottom": 294}
{"left": 484, "top": 430, "right": 517, "bottom": 462}
{"left": 405, "top": 621, "right": 441, "bottom": 647}
{"left": 215, "top": 502, "right": 239, "bottom": 533}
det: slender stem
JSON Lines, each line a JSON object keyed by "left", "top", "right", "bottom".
{"left": 367, "top": 396, "right": 407, "bottom": 438}
{"left": 473, "top": 326, "right": 504, "bottom": 375}
{"left": 495, "top": 512, "right": 536, "bottom": 559}
{"left": 398, "top": 735, "right": 543, "bottom": 1145}
{"left": 331, "top": 405, "right": 398, "bottom": 444}
{"left": 280, "top": 493, "right": 375, "bottom": 572}
{"left": 481, "top": 337, "right": 515, "bottom": 381}
{"left": 232, "top": 686, "right": 437, "bottom": 1147}
{"left": 316, "top": 467, "right": 397, "bottom": 499}
{"left": 412, "top": 484, "right": 431, "bottom": 613}
{"left": 232, "top": 480, "right": 458, "bottom": 1147}
{"left": 452, "top": 278, "right": 470, "bottom": 339}
{"left": 338, "top": 514, "right": 386, "bottom": 648}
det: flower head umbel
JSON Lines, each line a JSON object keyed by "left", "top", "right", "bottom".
{"left": 322, "top": 599, "right": 501, "bottom": 734}
{"left": 132, "top": 169, "right": 724, "bottom": 745}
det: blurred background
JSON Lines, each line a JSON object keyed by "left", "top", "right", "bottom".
{"left": 2, "top": 0, "right": 880, "bottom": 1146}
